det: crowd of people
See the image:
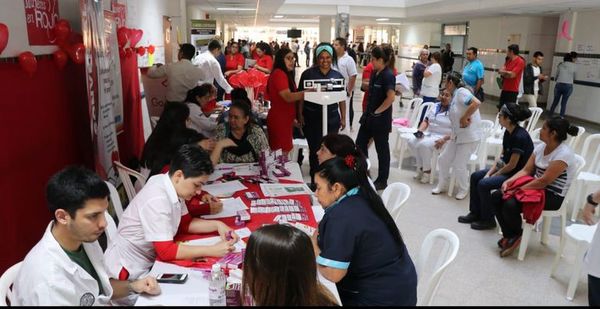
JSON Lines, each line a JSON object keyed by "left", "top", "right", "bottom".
{"left": 9, "top": 33, "right": 600, "bottom": 307}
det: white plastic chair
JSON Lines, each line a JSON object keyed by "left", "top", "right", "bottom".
{"left": 381, "top": 182, "right": 411, "bottom": 225}
{"left": 416, "top": 229, "right": 460, "bottom": 306}
{"left": 566, "top": 126, "right": 585, "bottom": 150}
{"left": 105, "top": 181, "right": 124, "bottom": 221}
{"left": 289, "top": 138, "right": 309, "bottom": 164}
{"left": 0, "top": 261, "right": 22, "bottom": 306}
{"left": 550, "top": 223, "right": 598, "bottom": 301}
{"left": 104, "top": 210, "right": 118, "bottom": 248}
{"left": 517, "top": 154, "right": 585, "bottom": 261}
{"left": 394, "top": 102, "right": 435, "bottom": 168}
{"left": 570, "top": 134, "right": 600, "bottom": 222}
{"left": 114, "top": 161, "right": 147, "bottom": 202}
{"left": 521, "top": 107, "right": 543, "bottom": 134}
{"left": 447, "top": 120, "right": 495, "bottom": 197}
{"left": 392, "top": 98, "right": 423, "bottom": 157}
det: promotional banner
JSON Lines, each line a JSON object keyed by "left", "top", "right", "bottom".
{"left": 80, "top": 0, "right": 120, "bottom": 183}
{"left": 190, "top": 19, "right": 216, "bottom": 54}
{"left": 104, "top": 10, "right": 124, "bottom": 130}
{"left": 111, "top": 1, "right": 127, "bottom": 28}
{"left": 140, "top": 69, "right": 168, "bottom": 120}
{"left": 24, "top": 0, "right": 60, "bottom": 45}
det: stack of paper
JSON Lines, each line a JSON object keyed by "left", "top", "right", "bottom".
{"left": 201, "top": 197, "right": 248, "bottom": 219}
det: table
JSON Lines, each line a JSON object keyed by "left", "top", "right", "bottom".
{"left": 135, "top": 162, "right": 339, "bottom": 305}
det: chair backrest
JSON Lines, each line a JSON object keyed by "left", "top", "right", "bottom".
{"left": 114, "top": 161, "right": 147, "bottom": 202}
{"left": 475, "top": 120, "right": 495, "bottom": 167}
{"left": 103, "top": 210, "right": 118, "bottom": 248}
{"left": 105, "top": 181, "right": 124, "bottom": 221}
{"left": 404, "top": 97, "right": 423, "bottom": 119}
{"left": 580, "top": 134, "right": 600, "bottom": 175}
{"left": 522, "top": 107, "right": 543, "bottom": 133}
{"left": 0, "top": 262, "right": 23, "bottom": 306}
{"left": 416, "top": 229, "right": 460, "bottom": 306}
{"left": 410, "top": 102, "right": 435, "bottom": 129}
{"left": 381, "top": 182, "right": 411, "bottom": 224}
{"left": 566, "top": 126, "right": 585, "bottom": 150}
{"left": 557, "top": 154, "right": 586, "bottom": 212}
{"left": 530, "top": 127, "right": 541, "bottom": 140}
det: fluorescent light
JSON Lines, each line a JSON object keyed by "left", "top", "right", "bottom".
{"left": 273, "top": 15, "right": 284, "bottom": 18}
{"left": 216, "top": 7, "right": 256, "bottom": 11}
{"left": 377, "top": 22, "right": 402, "bottom": 25}
{"left": 376, "top": 18, "right": 389, "bottom": 21}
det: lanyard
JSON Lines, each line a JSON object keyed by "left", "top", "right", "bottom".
{"left": 324, "top": 187, "right": 359, "bottom": 214}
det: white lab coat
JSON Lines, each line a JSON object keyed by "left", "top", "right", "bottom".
{"left": 13, "top": 222, "right": 113, "bottom": 306}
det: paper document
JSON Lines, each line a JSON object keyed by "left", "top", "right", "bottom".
{"left": 395, "top": 73, "right": 410, "bottom": 92}
{"left": 244, "top": 58, "right": 257, "bottom": 69}
{"left": 185, "top": 235, "right": 246, "bottom": 252}
{"left": 202, "top": 180, "right": 247, "bottom": 197}
{"left": 201, "top": 197, "right": 248, "bottom": 219}
{"left": 260, "top": 183, "right": 313, "bottom": 197}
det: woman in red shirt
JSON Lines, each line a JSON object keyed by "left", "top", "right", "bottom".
{"left": 253, "top": 42, "right": 273, "bottom": 74}
{"left": 225, "top": 41, "right": 245, "bottom": 78}
{"left": 266, "top": 47, "right": 305, "bottom": 154}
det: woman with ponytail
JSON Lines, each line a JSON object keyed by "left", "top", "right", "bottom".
{"left": 492, "top": 117, "right": 579, "bottom": 257}
{"left": 312, "top": 152, "right": 417, "bottom": 306}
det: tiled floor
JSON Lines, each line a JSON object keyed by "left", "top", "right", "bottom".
{"left": 294, "top": 59, "right": 594, "bottom": 305}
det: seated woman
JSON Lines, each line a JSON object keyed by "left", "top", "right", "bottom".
{"left": 213, "top": 100, "right": 269, "bottom": 164}
{"left": 312, "top": 153, "right": 417, "bottom": 306}
{"left": 492, "top": 117, "right": 579, "bottom": 257}
{"left": 252, "top": 42, "right": 273, "bottom": 74}
{"left": 316, "top": 133, "right": 357, "bottom": 165}
{"left": 185, "top": 83, "right": 219, "bottom": 138}
{"left": 242, "top": 224, "right": 338, "bottom": 306}
{"left": 458, "top": 103, "right": 533, "bottom": 230}
{"left": 407, "top": 89, "right": 453, "bottom": 184}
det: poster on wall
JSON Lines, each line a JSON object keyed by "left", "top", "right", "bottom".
{"left": 190, "top": 19, "right": 216, "bottom": 54}
{"left": 104, "top": 10, "right": 124, "bottom": 131}
{"left": 80, "top": 0, "right": 121, "bottom": 184}
{"left": 111, "top": 0, "right": 127, "bottom": 28}
{"left": 140, "top": 71, "right": 168, "bottom": 119}
{"left": 24, "top": 0, "right": 60, "bottom": 45}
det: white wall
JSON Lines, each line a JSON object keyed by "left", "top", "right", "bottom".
{"left": 468, "top": 15, "right": 559, "bottom": 100}
{"left": 395, "top": 23, "right": 441, "bottom": 73}
{"left": 0, "top": 0, "right": 81, "bottom": 57}
{"left": 547, "top": 10, "right": 600, "bottom": 123}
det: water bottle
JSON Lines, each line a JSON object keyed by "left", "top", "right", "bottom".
{"left": 209, "top": 264, "right": 226, "bottom": 306}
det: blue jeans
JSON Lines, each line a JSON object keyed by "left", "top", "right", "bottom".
{"left": 550, "top": 82, "right": 573, "bottom": 117}
{"left": 469, "top": 169, "right": 508, "bottom": 221}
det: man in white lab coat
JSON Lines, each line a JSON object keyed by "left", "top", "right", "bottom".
{"left": 13, "top": 167, "right": 160, "bottom": 306}
{"left": 194, "top": 40, "right": 234, "bottom": 95}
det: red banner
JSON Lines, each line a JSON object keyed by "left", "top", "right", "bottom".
{"left": 24, "top": 0, "right": 60, "bottom": 45}
{"left": 112, "top": 2, "right": 127, "bottom": 28}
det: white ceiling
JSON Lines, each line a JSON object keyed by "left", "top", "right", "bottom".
{"left": 189, "top": 0, "right": 600, "bottom": 27}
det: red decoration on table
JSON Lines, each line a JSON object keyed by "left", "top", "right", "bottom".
{"left": 0, "top": 23, "right": 9, "bottom": 55}
{"left": 147, "top": 44, "right": 155, "bottom": 55}
{"left": 18, "top": 51, "right": 37, "bottom": 77}
{"left": 52, "top": 50, "right": 68, "bottom": 69}
{"left": 68, "top": 43, "right": 85, "bottom": 64}
{"left": 117, "top": 27, "right": 129, "bottom": 47}
{"left": 136, "top": 46, "right": 146, "bottom": 56}
{"left": 54, "top": 19, "right": 71, "bottom": 44}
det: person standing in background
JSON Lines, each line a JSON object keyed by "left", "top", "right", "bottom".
{"left": 462, "top": 47, "right": 485, "bottom": 102}
{"left": 497, "top": 44, "right": 525, "bottom": 110}
{"left": 522, "top": 51, "right": 547, "bottom": 108}
{"left": 441, "top": 43, "right": 454, "bottom": 75}
{"left": 411, "top": 49, "right": 429, "bottom": 99}
{"left": 304, "top": 41, "right": 311, "bottom": 67}
{"left": 215, "top": 46, "right": 227, "bottom": 101}
{"left": 549, "top": 52, "right": 577, "bottom": 118}
{"left": 291, "top": 39, "right": 300, "bottom": 67}
{"left": 333, "top": 37, "right": 358, "bottom": 132}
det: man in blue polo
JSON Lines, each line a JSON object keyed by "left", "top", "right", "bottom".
{"left": 462, "top": 47, "right": 485, "bottom": 102}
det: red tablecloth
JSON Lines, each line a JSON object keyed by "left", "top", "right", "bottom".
{"left": 165, "top": 177, "right": 317, "bottom": 269}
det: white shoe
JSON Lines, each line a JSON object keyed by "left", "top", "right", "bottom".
{"left": 455, "top": 190, "right": 469, "bottom": 200}
{"left": 432, "top": 184, "right": 448, "bottom": 195}
{"left": 420, "top": 173, "right": 430, "bottom": 184}
{"left": 413, "top": 169, "right": 423, "bottom": 180}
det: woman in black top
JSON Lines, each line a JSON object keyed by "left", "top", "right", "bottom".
{"left": 458, "top": 103, "right": 534, "bottom": 229}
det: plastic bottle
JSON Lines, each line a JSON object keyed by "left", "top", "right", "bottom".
{"left": 208, "top": 263, "right": 226, "bottom": 306}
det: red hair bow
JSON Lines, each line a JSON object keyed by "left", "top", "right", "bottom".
{"left": 344, "top": 155, "right": 355, "bottom": 169}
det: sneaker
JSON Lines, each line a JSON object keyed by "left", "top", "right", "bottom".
{"left": 374, "top": 181, "right": 388, "bottom": 191}
{"left": 458, "top": 212, "right": 478, "bottom": 224}
{"left": 470, "top": 219, "right": 497, "bottom": 230}
{"left": 455, "top": 189, "right": 469, "bottom": 200}
{"left": 500, "top": 236, "right": 522, "bottom": 257}
{"left": 420, "top": 172, "right": 431, "bottom": 184}
{"left": 413, "top": 169, "right": 423, "bottom": 180}
{"left": 431, "top": 184, "right": 447, "bottom": 195}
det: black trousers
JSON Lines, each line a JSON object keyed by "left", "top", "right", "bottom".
{"left": 349, "top": 92, "right": 355, "bottom": 128}
{"left": 293, "top": 52, "right": 299, "bottom": 67}
{"left": 356, "top": 113, "right": 391, "bottom": 184}
{"left": 303, "top": 107, "right": 340, "bottom": 183}
{"left": 590, "top": 275, "right": 600, "bottom": 306}
{"left": 498, "top": 91, "right": 518, "bottom": 110}
{"left": 491, "top": 189, "right": 564, "bottom": 239}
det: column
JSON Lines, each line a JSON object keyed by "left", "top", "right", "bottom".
{"left": 319, "top": 16, "right": 332, "bottom": 43}
{"left": 335, "top": 5, "right": 350, "bottom": 40}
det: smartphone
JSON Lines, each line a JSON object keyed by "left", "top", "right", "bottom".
{"left": 156, "top": 273, "right": 188, "bottom": 284}
{"left": 413, "top": 131, "right": 424, "bottom": 139}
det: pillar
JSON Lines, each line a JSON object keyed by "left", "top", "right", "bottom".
{"left": 319, "top": 16, "right": 332, "bottom": 43}
{"left": 335, "top": 5, "right": 350, "bottom": 40}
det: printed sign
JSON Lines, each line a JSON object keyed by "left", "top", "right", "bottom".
{"left": 111, "top": 2, "right": 127, "bottom": 28}
{"left": 24, "top": 0, "right": 60, "bottom": 45}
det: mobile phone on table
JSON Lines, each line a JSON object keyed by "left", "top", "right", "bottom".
{"left": 156, "top": 273, "right": 188, "bottom": 284}
{"left": 413, "top": 131, "right": 424, "bottom": 139}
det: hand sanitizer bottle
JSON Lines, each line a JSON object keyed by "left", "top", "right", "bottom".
{"left": 209, "top": 264, "right": 226, "bottom": 306}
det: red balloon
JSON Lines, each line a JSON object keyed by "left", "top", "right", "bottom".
{"left": 147, "top": 44, "right": 155, "bottom": 55}
{"left": 68, "top": 43, "right": 85, "bottom": 64}
{"left": 53, "top": 50, "right": 68, "bottom": 69}
{"left": 0, "top": 23, "right": 8, "bottom": 55}
{"left": 18, "top": 51, "right": 37, "bottom": 77}
{"left": 129, "top": 29, "right": 143, "bottom": 47}
{"left": 54, "top": 19, "right": 71, "bottom": 44}
{"left": 136, "top": 46, "right": 146, "bottom": 56}
{"left": 117, "top": 27, "right": 129, "bottom": 47}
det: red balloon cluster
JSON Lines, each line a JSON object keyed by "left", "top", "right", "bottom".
{"left": 117, "top": 27, "right": 144, "bottom": 59}
{"left": 18, "top": 51, "right": 37, "bottom": 77}
{"left": 229, "top": 69, "right": 269, "bottom": 88}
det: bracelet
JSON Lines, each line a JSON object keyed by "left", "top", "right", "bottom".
{"left": 587, "top": 193, "right": 599, "bottom": 207}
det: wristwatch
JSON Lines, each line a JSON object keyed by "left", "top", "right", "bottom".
{"left": 587, "top": 193, "right": 598, "bottom": 207}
